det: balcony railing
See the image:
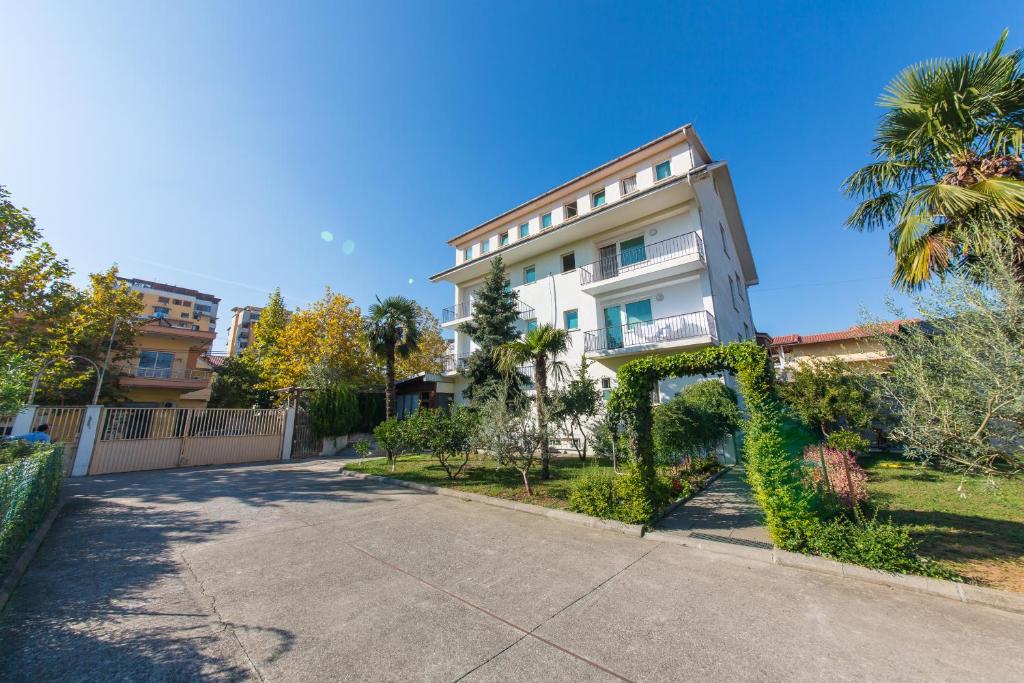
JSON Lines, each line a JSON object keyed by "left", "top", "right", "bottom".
{"left": 583, "top": 311, "right": 716, "bottom": 353}
{"left": 441, "top": 353, "right": 471, "bottom": 374}
{"left": 442, "top": 299, "right": 536, "bottom": 324}
{"left": 127, "top": 367, "right": 212, "bottom": 382}
{"left": 579, "top": 232, "right": 704, "bottom": 286}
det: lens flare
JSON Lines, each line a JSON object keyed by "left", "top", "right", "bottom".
{"left": 341, "top": 239, "right": 355, "bottom": 255}
{"left": 320, "top": 230, "right": 334, "bottom": 242}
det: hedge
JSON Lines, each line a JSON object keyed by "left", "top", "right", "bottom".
{"left": 0, "top": 444, "right": 64, "bottom": 572}
{"left": 608, "top": 342, "right": 817, "bottom": 546}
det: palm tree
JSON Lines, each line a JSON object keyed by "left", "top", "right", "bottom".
{"left": 365, "top": 296, "right": 420, "bottom": 419}
{"left": 493, "top": 324, "right": 570, "bottom": 480}
{"left": 843, "top": 30, "right": 1024, "bottom": 290}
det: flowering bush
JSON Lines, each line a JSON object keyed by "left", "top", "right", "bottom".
{"left": 805, "top": 445, "right": 868, "bottom": 507}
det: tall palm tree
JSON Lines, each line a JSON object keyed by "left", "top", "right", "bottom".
{"left": 493, "top": 324, "right": 570, "bottom": 480}
{"left": 843, "top": 30, "right": 1024, "bottom": 290}
{"left": 365, "top": 296, "right": 420, "bottom": 419}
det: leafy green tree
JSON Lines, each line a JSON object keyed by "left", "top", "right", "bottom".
{"left": 550, "top": 356, "right": 603, "bottom": 461}
{"left": 474, "top": 382, "right": 541, "bottom": 494}
{"left": 208, "top": 354, "right": 275, "bottom": 408}
{"left": 0, "top": 185, "right": 76, "bottom": 363}
{"left": 373, "top": 418, "right": 412, "bottom": 472}
{"left": 403, "top": 407, "right": 476, "bottom": 479}
{"left": 778, "top": 359, "right": 876, "bottom": 438}
{"left": 0, "top": 352, "right": 30, "bottom": 416}
{"left": 458, "top": 256, "right": 522, "bottom": 399}
{"left": 494, "top": 324, "right": 570, "bottom": 480}
{"left": 653, "top": 380, "right": 741, "bottom": 462}
{"left": 843, "top": 31, "right": 1024, "bottom": 289}
{"left": 364, "top": 296, "right": 420, "bottom": 419}
{"left": 874, "top": 250, "right": 1024, "bottom": 475}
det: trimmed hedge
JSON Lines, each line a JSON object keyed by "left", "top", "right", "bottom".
{"left": 0, "top": 444, "right": 64, "bottom": 571}
{"left": 608, "top": 342, "right": 816, "bottom": 546}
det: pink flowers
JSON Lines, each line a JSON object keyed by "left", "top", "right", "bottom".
{"left": 805, "top": 445, "right": 869, "bottom": 507}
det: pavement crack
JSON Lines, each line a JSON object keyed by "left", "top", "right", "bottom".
{"left": 179, "top": 550, "right": 266, "bottom": 682}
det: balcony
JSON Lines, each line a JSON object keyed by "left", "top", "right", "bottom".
{"left": 441, "top": 353, "right": 471, "bottom": 375}
{"left": 119, "top": 366, "right": 213, "bottom": 390}
{"left": 578, "top": 232, "right": 705, "bottom": 295}
{"left": 442, "top": 299, "right": 536, "bottom": 327}
{"left": 583, "top": 311, "right": 717, "bottom": 356}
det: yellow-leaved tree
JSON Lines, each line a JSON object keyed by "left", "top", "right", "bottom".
{"left": 394, "top": 305, "right": 448, "bottom": 379}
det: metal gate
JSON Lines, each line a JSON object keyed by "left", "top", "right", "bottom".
{"left": 32, "top": 406, "right": 87, "bottom": 475}
{"left": 88, "top": 407, "right": 286, "bottom": 475}
{"left": 290, "top": 407, "right": 320, "bottom": 458}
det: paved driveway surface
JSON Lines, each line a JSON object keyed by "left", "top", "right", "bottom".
{"left": 2, "top": 458, "right": 1022, "bottom": 682}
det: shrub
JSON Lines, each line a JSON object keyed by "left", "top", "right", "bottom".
{"left": 567, "top": 468, "right": 617, "bottom": 518}
{"left": 827, "top": 429, "right": 870, "bottom": 455}
{"left": 0, "top": 444, "right": 63, "bottom": 570}
{"left": 352, "top": 440, "right": 372, "bottom": 458}
{"left": 404, "top": 407, "right": 476, "bottom": 479}
{"left": 777, "top": 358, "right": 878, "bottom": 438}
{"left": 804, "top": 514, "right": 957, "bottom": 579}
{"left": 372, "top": 418, "right": 409, "bottom": 471}
{"left": 474, "top": 383, "right": 541, "bottom": 494}
{"left": 804, "top": 445, "right": 869, "bottom": 508}
{"left": 309, "top": 384, "right": 359, "bottom": 438}
{"left": 356, "top": 392, "right": 386, "bottom": 433}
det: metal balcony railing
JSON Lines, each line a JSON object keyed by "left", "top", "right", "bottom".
{"left": 583, "top": 311, "right": 717, "bottom": 353}
{"left": 128, "top": 367, "right": 213, "bottom": 382}
{"left": 442, "top": 299, "right": 536, "bottom": 324}
{"left": 578, "top": 232, "right": 704, "bottom": 286}
{"left": 441, "top": 353, "right": 471, "bottom": 374}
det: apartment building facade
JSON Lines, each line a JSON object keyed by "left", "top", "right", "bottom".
{"left": 117, "top": 278, "right": 221, "bottom": 407}
{"left": 225, "top": 306, "right": 263, "bottom": 356}
{"left": 430, "top": 125, "right": 758, "bottom": 448}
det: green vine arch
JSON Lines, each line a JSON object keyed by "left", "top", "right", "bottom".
{"left": 608, "top": 342, "right": 816, "bottom": 547}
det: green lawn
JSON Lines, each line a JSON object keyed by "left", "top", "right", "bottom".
{"left": 862, "top": 453, "right": 1024, "bottom": 592}
{"left": 345, "top": 454, "right": 617, "bottom": 509}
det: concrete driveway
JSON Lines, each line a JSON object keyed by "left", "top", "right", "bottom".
{"left": 2, "top": 459, "right": 1022, "bottom": 682}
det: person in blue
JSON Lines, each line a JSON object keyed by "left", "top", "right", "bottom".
{"left": 10, "top": 423, "right": 51, "bottom": 444}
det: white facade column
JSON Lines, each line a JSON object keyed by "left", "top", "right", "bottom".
{"left": 280, "top": 407, "right": 296, "bottom": 461}
{"left": 71, "top": 405, "right": 103, "bottom": 477}
{"left": 11, "top": 405, "right": 37, "bottom": 436}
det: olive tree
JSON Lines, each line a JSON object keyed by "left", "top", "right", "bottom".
{"left": 475, "top": 382, "right": 542, "bottom": 494}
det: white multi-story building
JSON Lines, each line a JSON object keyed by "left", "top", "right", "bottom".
{"left": 430, "top": 125, "right": 758, "bottom": 455}
{"left": 225, "top": 306, "right": 263, "bottom": 356}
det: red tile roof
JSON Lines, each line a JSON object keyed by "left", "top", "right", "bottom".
{"left": 770, "top": 319, "right": 920, "bottom": 347}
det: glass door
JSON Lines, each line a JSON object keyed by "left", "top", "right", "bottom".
{"left": 625, "top": 299, "right": 654, "bottom": 345}
{"left": 598, "top": 244, "right": 618, "bottom": 280}
{"left": 619, "top": 236, "right": 647, "bottom": 267}
{"left": 603, "top": 305, "right": 622, "bottom": 349}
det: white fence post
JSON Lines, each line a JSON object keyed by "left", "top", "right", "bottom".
{"left": 281, "top": 407, "right": 296, "bottom": 461}
{"left": 71, "top": 405, "right": 103, "bottom": 477}
{"left": 11, "top": 405, "right": 37, "bottom": 437}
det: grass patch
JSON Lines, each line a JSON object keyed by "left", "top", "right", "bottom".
{"left": 345, "top": 454, "right": 617, "bottom": 510}
{"left": 862, "top": 453, "right": 1024, "bottom": 592}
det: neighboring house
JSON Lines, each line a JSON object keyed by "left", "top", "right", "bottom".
{"left": 430, "top": 124, "right": 758, "bottom": 457}
{"left": 768, "top": 319, "right": 921, "bottom": 378}
{"left": 117, "top": 278, "right": 221, "bottom": 408}
{"left": 225, "top": 306, "right": 263, "bottom": 356}
{"left": 394, "top": 373, "right": 455, "bottom": 419}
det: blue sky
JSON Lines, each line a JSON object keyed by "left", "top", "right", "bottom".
{"left": 2, "top": 1, "right": 1021, "bottom": 351}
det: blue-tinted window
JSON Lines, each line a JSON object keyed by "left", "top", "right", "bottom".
{"left": 591, "top": 189, "right": 606, "bottom": 208}
{"left": 526, "top": 319, "right": 538, "bottom": 332}
{"left": 463, "top": 248, "right": 472, "bottom": 261}
{"left": 541, "top": 213, "right": 552, "bottom": 229}
{"left": 500, "top": 232, "right": 509, "bottom": 246}
{"left": 656, "top": 160, "right": 672, "bottom": 180}
{"left": 519, "top": 223, "right": 529, "bottom": 238}
{"left": 523, "top": 266, "right": 536, "bottom": 284}
{"left": 564, "top": 310, "right": 578, "bottom": 330}
{"left": 481, "top": 240, "right": 490, "bottom": 254}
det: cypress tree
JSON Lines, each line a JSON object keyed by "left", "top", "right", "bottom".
{"left": 458, "top": 256, "right": 522, "bottom": 399}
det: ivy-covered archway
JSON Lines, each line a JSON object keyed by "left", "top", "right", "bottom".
{"left": 608, "top": 342, "right": 816, "bottom": 547}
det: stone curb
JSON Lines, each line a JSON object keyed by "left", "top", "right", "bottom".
{"left": 338, "top": 468, "right": 645, "bottom": 537}
{"left": 0, "top": 496, "right": 66, "bottom": 613}
{"left": 644, "top": 529, "right": 1024, "bottom": 615}
{"left": 651, "top": 466, "right": 731, "bottom": 525}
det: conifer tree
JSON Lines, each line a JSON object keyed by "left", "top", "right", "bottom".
{"left": 458, "top": 256, "right": 522, "bottom": 399}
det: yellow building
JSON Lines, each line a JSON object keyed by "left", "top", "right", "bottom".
{"left": 116, "top": 278, "right": 221, "bottom": 408}
{"left": 768, "top": 319, "right": 920, "bottom": 378}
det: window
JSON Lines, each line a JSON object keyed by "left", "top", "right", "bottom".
{"left": 655, "top": 160, "right": 672, "bottom": 181}
{"left": 600, "top": 377, "right": 612, "bottom": 402}
{"left": 157, "top": 296, "right": 170, "bottom": 304}
{"left": 591, "top": 189, "right": 606, "bottom": 208}
{"left": 621, "top": 175, "right": 637, "bottom": 195}
{"left": 542, "top": 212, "right": 552, "bottom": 229}
{"left": 519, "top": 223, "right": 529, "bottom": 238}
{"left": 172, "top": 299, "right": 182, "bottom": 305}
{"left": 729, "top": 275, "right": 738, "bottom": 310}
{"left": 735, "top": 272, "right": 744, "bottom": 300}
{"left": 179, "top": 312, "right": 189, "bottom": 318}
{"left": 525, "top": 318, "right": 538, "bottom": 332}
{"left": 500, "top": 232, "right": 509, "bottom": 246}
{"left": 625, "top": 299, "right": 653, "bottom": 328}
{"left": 153, "top": 306, "right": 170, "bottom": 317}
{"left": 561, "top": 252, "right": 576, "bottom": 272}
{"left": 195, "top": 303, "right": 212, "bottom": 313}
{"left": 744, "top": 322, "right": 750, "bottom": 339}
{"left": 138, "top": 351, "right": 174, "bottom": 378}
{"left": 619, "top": 235, "right": 646, "bottom": 266}
{"left": 523, "top": 265, "right": 536, "bottom": 284}
{"left": 464, "top": 247, "right": 472, "bottom": 261}
{"left": 720, "top": 223, "right": 730, "bottom": 259}
{"left": 481, "top": 239, "right": 490, "bottom": 254}
{"left": 564, "top": 200, "right": 578, "bottom": 220}
{"left": 564, "top": 309, "right": 578, "bottom": 330}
